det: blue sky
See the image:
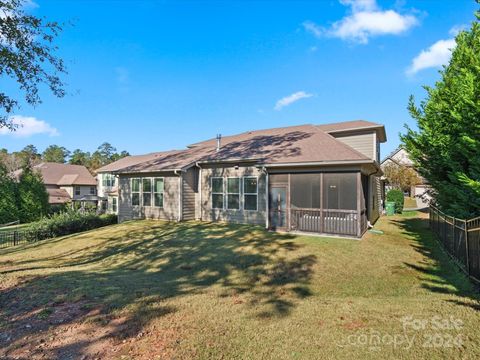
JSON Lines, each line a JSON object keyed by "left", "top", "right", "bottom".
{"left": 0, "top": 0, "right": 477, "bottom": 158}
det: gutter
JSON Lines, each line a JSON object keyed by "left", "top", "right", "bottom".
{"left": 260, "top": 159, "right": 376, "bottom": 168}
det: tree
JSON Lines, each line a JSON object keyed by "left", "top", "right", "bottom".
{"left": 0, "top": 163, "right": 18, "bottom": 223}
{"left": 69, "top": 149, "right": 91, "bottom": 167}
{"left": 0, "top": 0, "right": 66, "bottom": 130}
{"left": 16, "top": 163, "right": 49, "bottom": 222}
{"left": 383, "top": 162, "right": 421, "bottom": 193}
{"left": 15, "top": 144, "right": 40, "bottom": 166}
{"left": 401, "top": 5, "right": 480, "bottom": 218}
{"left": 42, "top": 145, "right": 70, "bottom": 163}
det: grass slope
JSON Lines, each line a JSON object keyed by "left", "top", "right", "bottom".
{"left": 0, "top": 213, "right": 479, "bottom": 359}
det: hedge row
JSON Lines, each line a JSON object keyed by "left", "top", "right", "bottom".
{"left": 386, "top": 189, "right": 405, "bottom": 214}
{"left": 25, "top": 211, "right": 118, "bottom": 242}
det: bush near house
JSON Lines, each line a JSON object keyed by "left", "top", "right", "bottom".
{"left": 387, "top": 189, "right": 404, "bottom": 214}
{"left": 25, "top": 211, "right": 117, "bottom": 242}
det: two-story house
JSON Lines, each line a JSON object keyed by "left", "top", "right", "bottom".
{"left": 101, "top": 120, "right": 386, "bottom": 238}
{"left": 15, "top": 162, "right": 98, "bottom": 206}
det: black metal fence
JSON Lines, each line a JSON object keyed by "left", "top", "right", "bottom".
{"left": 0, "top": 230, "right": 33, "bottom": 249}
{"left": 429, "top": 206, "right": 480, "bottom": 284}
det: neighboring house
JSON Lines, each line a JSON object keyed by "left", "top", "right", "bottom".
{"left": 104, "top": 120, "right": 386, "bottom": 238}
{"left": 380, "top": 147, "right": 431, "bottom": 207}
{"left": 14, "top": 162, "right": 98, "bottom": 206}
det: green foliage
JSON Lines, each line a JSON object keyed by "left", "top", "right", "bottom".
{"left": 0, "top": 163, "right": 18, "bottom": 223}
{"left": 25, "top": 211, "right": 117, "bottom": 241}
{"left": 42, "top": 145, "right": 70, "bottom": 163}
{"left": 386, "top": 189, "right": 404, "bottom": 214}
{"left": 0, "top": 0, "right": 66, "bottom": 130}
{"left": 401, "top": 7, "right": 480, "bottom": 218}
{"left": 17, "top": 165, "right": 49, "bottom": 222}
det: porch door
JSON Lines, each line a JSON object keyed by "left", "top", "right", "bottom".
{"left": 269, "top": 186, "right": 287, "bottom": 230}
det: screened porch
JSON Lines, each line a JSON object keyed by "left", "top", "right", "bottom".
{"left": 268, "top": 172, "right": 368, "bottom": 237}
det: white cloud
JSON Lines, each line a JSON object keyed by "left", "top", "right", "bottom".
{"left": 0, "top": 115, "right": 59, "bottom": 137}
{"left": 406, "top": 37, "right": 457, "bottom": 75}
{"left": 274, "top": 91, "right": 313, "bottom": 111}
{"left": 304, "top": 0, "right": 418, "bottom": 44}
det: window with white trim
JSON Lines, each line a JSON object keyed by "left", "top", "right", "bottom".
{"left": 227, "top": 177, "right": 240, "bottom": 210}
{"left": 154, "top": 178, "right": 164, "bottom": 207}
{"left": 102, "top": 174, "right": 116, "bottom": 187}
{"left": 75, "top": 186, "right": 80, "bottom": 196}
{"left": 131, "top": 178, "right": 140, "bottom": 206}
{"left": 90, "top": 186, "right": 96, "bottom": 195}
{"left": 142, "top": 178, "right": 152, "bottom": 206}
{"left": 211, "top": 177, "right": 224, "bottom": 209}
{"left": 243, "top": 177, "right": 258, "bottom": 211}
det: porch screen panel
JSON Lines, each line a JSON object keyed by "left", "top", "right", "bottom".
{"left": 269, "top": 174, "right": 288, "bottom": 184}
{"left": 323, "top": 173, "right": 357, "bottom": 210}
{"left": 290, "top": 174, "right": 320, "bottom": 209}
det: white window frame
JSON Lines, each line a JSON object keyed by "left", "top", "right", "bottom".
{"left": 90, "top": 186, "right": 96, "bottom": 195}
{"left": 243, "top": 176, "right": 258, "bottom": 211}
{"left": 226, "top": 177, "right": 240, "bottom": 210}
{"left": 153, "top": 177, "right": 164, "bottom": 208}
{"left": 112, "top": 197, "right": 117, "bottom": 213}
{"left": 142, "top": 178, "right": 153, "bottom": 207}
{"left": 74, "top": 186, "right": 81, "bottom": 196}
{"left": 131, "top": 178, "right": 141, "bottom": 206}
{"left": 211, "top": 177, "right": 224, "bottom": 209}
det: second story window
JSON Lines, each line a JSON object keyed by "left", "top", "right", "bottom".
{"left": 102, "top": 174, "right": 116, "bottom": 187}
{"left": 90, "top": 186, "right": 96, "bottom": 195}
{"left": 75, "top": 186, "right": 81, "bottom": 196}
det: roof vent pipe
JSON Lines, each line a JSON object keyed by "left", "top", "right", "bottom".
{"left": 216, "top": 134, "right": 221, "bottom": 152}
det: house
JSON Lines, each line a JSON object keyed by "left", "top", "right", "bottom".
{"left": 106, "top": 120, "right": 386, "bottom": 238}
{"left": 15, "top": 162, "right": 98, "bottom": 206}
{"left": 380, "top": 147, "right": 431, "bottom": 208}
{"left": 96, "top": 152, "right": 167, "bottom": 214}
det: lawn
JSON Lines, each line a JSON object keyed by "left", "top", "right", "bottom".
{"left": 0, "top": 213, "right": 479, "bottom": 359}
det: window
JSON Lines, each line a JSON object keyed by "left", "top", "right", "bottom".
{"left": 211, "top": 177, "right": 224, "bottom": 209}
{"left": 90, "top": 186, "right": 96, "bottom": 195}
{"left": 323, "top": 173, "right": 357, "bottom": 210}
{"left": 131, "top": 178, "right": 140, "bottom": 206}
{"left": 291, "top": 174, "right": 320, "bottom": 209}
{"left": 142, "top": 178, "right": 152, "bottom": 206}
{"left": 75, "top": 186, "right": 81, "bottom": 196}
{"left": 102, "top": 174, "right": 116, "bottom": 187}
{"left": 227, "top": 177, "right": 240, "bottom": 210}
{"left": 243, "top": 177, "right": 258, "bottom": 211}
{"left": 112, "top": 197, "right": 117, "bottom": 213}
{"left": 154, "top": 178, "right": 164, "bottom": 207}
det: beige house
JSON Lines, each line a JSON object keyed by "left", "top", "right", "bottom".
{"left": 106, "top": 120, "right": 386, "bottom": 238}
{"left": 15, "top": 162, "right": 98, "bottom": 206}
{"left": 381, "top": 147, "right": 431, "bottom": 208}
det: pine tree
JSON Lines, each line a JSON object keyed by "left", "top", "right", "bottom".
{"left": 401, "top": 4, "right": 480, "bottom": 218}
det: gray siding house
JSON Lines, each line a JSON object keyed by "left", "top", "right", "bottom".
{"left": 107, "top": 120, "right": 386, "bottom": 238}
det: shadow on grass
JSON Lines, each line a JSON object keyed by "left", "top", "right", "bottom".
{"left": 0, "top": 221, "right": 316, "bottom": 358}
{"left": 391, "top": 216, "right": 480, "bottom": 311}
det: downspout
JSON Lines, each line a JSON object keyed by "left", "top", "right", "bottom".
{"left": 174, "top": 169, "right": 182, "bottom": 222}
{"left": 262, "top": 166, "right": 269, "bottom": 229}
{"left": 196, "top": 162, "right": 203, "bottom": 221}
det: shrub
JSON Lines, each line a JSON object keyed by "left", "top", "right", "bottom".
{"left": 25, "top": 210, "right": 117, "bottom": 242}
{"left": 387, "top": 189, "right": 404, "bottom": 214}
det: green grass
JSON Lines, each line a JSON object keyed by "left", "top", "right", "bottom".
{"left": 0, "top": 215, "right": 479, "bottom": 359}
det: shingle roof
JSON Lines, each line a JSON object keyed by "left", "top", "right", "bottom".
{"left": 47, "top": 188, "right": 71, "bottom": 204}
{"left": 113, "top": 122, "right": 379, "bottom": 174}
{"left": 31, "top": 163, "right": 97, "bottom": 186}
{"left": 95, "top": 151, "right": 180, "bottom": 173}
